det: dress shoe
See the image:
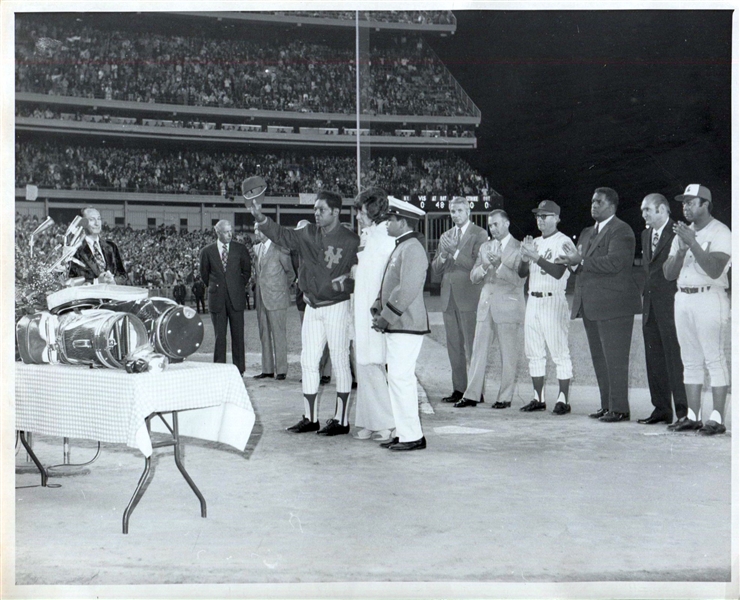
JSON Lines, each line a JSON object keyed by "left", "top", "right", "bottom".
{"left": 589, "top": 408, "right": 608, "bottom": 419}
{"left": 520, "top": 399, "right": 546, "bottom": 412}
{"left": 453, "top": 398, "right": 478, "bottom": 408}
{"left": 698, "top": 420, "right": 726, "bottom": 436}
{"left": 388, "top": 437, "right": 427, "bottom": 451}
{"left": 599, "top": 411, "right": 630, "bottom": 422}
{"left": 637, "top": 413, "right": 672, "bottom": 425}
{"left": 668, "top": 416, "right": 703, "bottom": 432}
{"left": 253, "top": 372, "right": 274, "bottom": 379}
{"left": 320, "top": 375, "right": 331, "bottom": 385}
{"left": 286, "top": 416, "right": 320, "bottom": 433}
{"left": 316, "top": 419, "right": 350, "bottom": 436}
{"left": 380, "top": 437, "right": 400, "bottom": 448}
{"left": 492, "top": 401, "right": 511, "bottom": 409}
{"left": 441, "top": 391, "right": 464, "bottom": 403}
{"left": 552, "top": 401, "right": 571, "bottom": 415}
{"left": 275, "top": 373, "right": 286, "bottom": 381}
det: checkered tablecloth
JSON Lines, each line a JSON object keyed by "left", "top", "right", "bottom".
{"left": 15, "top": 361, "right": 255, "bottom": 457}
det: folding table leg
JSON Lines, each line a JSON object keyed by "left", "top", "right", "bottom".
{"left": 18, "top": 431, "right": 47, "bottom": 487}
{"left": 172, "top": 412, "right": 207, "bottom": 518}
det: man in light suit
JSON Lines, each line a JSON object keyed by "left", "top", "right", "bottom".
{"left": 431, "top": 197, "right": 488, "bottom": 403}
{"left": 564, "top": 187, "right": 642, "bottom": 422}
{"left": 199, "top": 219, "right": 252, "bottom": 375}
{"left": 252, "top": 226, "right": 295, "bottom": 381}
{"left": 454, "top": 210, "right": 525, "bottom": 408}
{"left": 637, "top": 193, "right": 687, "bottom": 426}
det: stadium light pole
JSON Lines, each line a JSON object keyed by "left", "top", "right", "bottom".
{"left": 355, "top": 11, "right": 361, "bottom": 195}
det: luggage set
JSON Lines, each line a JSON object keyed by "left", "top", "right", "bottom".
{"left": 16, "top": 286, "right": 204, "bottom": 372}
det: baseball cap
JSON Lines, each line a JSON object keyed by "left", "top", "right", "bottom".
{"left": 385, "top": 197, "right": 426, "bottom": 221}
{"left": 674, "top": 184, "right": 712, "bottom": 203}
{"left": 532, "top": 200, "right": 561, "bottom": 216}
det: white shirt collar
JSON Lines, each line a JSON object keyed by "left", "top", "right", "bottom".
{"left": 262, "top": 239, "right": 272, "bottom": 252}
{"left": 85, "top": 234, "right": 100, "bottom": 247}
{"left": 457, "top": 220, "right": 471, "bottom": 235}
{"left": 499, "top": 233, "right": 512, "bottom": 249}
{"left": 217, "top": 240, "right": 229, "bottom": 253}
{"left": 596, "top": 214, "right": 615, "bottom": 231}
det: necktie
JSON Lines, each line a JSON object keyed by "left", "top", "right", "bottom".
{"left": 454, "top": 227, "right": 461, "bottom": 244}
{"left": 652, "top": 230, "right": 660, "bottom": 253}
{"left": 93, "top": 241, "right": 106, "bottom": 271}
{"left": 221, "top": 244, "right": 228, "bottom": 269}
{"left": 594, "top": 223, "right": 599, "bottom": 236}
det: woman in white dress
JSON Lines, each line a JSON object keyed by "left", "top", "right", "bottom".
{"left": 352, "top": 188, "right": 398, "bottom": 441}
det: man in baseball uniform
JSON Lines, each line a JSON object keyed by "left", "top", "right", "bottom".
{"left": 431, "top": 197, "right": 488, "bottom": 404}
{"left": 637, "top": 193, "right": 688, "bottom": 426}
{"left": 518, "top": 200, "right": 576, "bottom": 414}
{"left": 455, "top": 209, "right": 525, "bottom": 409}
{"left": 372, "top": 198, "right": 430, "bottom": 451}
{"left": 247, "top": 190, "right": 360, "bottom": 436}
{"left": 663, "top": 184, "right": 731, "bottom": 435}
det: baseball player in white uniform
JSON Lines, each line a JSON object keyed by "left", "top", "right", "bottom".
{"left": 518, "top": 200, "right": 577, "bottom": 415}
{"left": 663, "top": 184, "right": 731, "bottom": 435}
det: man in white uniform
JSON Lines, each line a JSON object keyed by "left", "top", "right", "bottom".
{"left": 518, "top": 200, "right": 577, "bottom": 414}
{"left": 663, "top": 184, "right": 731, "bottom": 435}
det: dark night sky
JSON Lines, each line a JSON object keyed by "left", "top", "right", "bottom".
{"left": 427, "top": 10, "right": 733, "bottom": 239}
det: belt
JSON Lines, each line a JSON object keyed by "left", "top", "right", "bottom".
{"left": 529, "top": 291, "right": 553, "bottom": 298}
{"left": 679, "top": 286, "right": 714, "bottom": 294}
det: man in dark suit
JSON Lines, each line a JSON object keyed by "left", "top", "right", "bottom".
{"left": 637, "top": 193, "right": 688, "bottom": 425}
{"left": 67, "top": 207, "right": 127, "bottom": 284}
{"left": 199, "top": 219, "right": 252, "bottom": 375}
{"left": 431, "top": 197, "right": 488, "bottom": 403}
{"left": 564, "top": 187, "right": 642, "bottom": 422}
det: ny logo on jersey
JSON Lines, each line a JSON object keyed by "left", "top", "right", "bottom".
{"left": 324, "top": 246, "right": 343, "bottom": 268}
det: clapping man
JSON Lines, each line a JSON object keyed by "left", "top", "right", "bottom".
{"left": 431, "top": 197, "right": 488, "bottom": 404}
{"left": 663, "top": 185, "right": 731, "bottom": 435}
{"left": 563, "top": 188, "right": 642, "bottom": 422}
{"left": 456, "top": 210, "right": 525, "bottom": 409}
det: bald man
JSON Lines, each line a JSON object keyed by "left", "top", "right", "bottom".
{"left": 199, "top": 219, "right": 252, "bottom": 374}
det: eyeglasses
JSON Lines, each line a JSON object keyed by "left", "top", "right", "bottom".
{"left": 535, "top": 214, "right": 555, "bottom": 220}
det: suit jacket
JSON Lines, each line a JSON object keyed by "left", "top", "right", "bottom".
{"left": 641, "top": 219, "right": 678, "bottom": 321}
{"left": 68, "top": 238, "right": 127, "bottom": 283}
{"left": 470, "top": 237, "right": 526, "bottom": 324}
{"left": 254, "top": 241, "right": 295, "bottom": 311}
{"left": 199, "top": 241, "right": 252, "bottom": 312}
{"left": 431, "top": 222, "right": 488, "bottom": 312}
{"left": 570, "top": 216, "right": 642, "bottom": 321}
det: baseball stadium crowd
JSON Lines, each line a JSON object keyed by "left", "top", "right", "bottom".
{"left": 261, "top": 11, "right": 456, "bottom": 24}
{"left": 16, "top": 17, "right": 471, "bottom": 116}
{"left": 16, "top": 140, "right": 492, "bottom": 198}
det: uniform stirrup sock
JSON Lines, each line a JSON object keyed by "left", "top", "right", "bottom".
{"left": 558, "top": 379, "right": 570, "bottom": 403}
{"left": 532, "top": 376, "right": 545, "bottom": 403}
{"left": 710, "top": 410, "right": 723, "bottom": 425}
{"left": 303, "top": 394, "right": 318, "bottom": 422}
{"left": 335, "top": 392, "right": 351, "bottom": 426}
{"left": 687, "top": 407, "right": 699, "bottom": 422}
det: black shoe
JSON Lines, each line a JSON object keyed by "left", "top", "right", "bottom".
{"left": 320, "top": 375, "right": 331, "bottom": 385}
{"left": 589, "top": 408, "right": 608, "bottom": 419}
{"left": 668, "top": 416, "right": 703, "bottom": 432}
{"left": 441, "top": 391, "right": 464, "bottom": 403}
{"left": 492, "top": 401, "right": 511, "bottom": 409}
{"left": 388, "top": 437, "right": 427, "bottom": 451}
{"left": 453, "top": 398, "right": 478, "bottom": 408}
{"left": 637, "top": 413, "right": 672, "bottom": 425}
{"left": 698, "top": 420, "right": 726, "bottom": 436}
{"left": 552, "top": 401, "right": 571, "bottom": 415}
{"left": 253, "top": 372, "right": 274, "bottom": 379}
{"left": 599, "top": 411, "right": 630, "bottom": 422}
{"left": 286, "top": 416, "right": 320, "bottom": 433}
{"left": 380, "top": 437, "right": 400, "bottom": 449}
{"left": 275, "top": 374, "right": 286, "bottom": 381}
{"left": 520, "top": 399, "right": 546, "bottom": 412}
{"left": 316, "top": 419, "right": 350, "bottom": 436}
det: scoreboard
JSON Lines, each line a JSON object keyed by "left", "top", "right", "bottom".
{"left": 400, "top": 194, "right": 504, "bottom": 212}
